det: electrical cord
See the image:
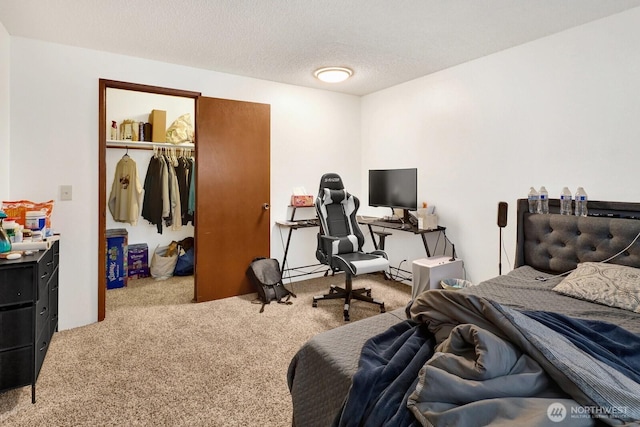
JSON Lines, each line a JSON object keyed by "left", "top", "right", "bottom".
{"left": 393, "top": 259, "right": 406, "bottom": 281}
{"left": 388, "top": 259, "right": 411, "bottom": 283}
{"left": 500, "top": 232, "right": 512, "bottom": 273}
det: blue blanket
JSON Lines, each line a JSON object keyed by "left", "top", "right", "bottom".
{"left": 335, "top": 321, "right": 433, "bottom": 427}
{"left": 523, "top": 310, "right": 640, "bottom": 383}
{"left": 335, "top": 292, "right": 640, "bottom": 426}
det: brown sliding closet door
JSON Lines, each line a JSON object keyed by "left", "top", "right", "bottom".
{"left": 195, "top": 97, "right": 271, "bottom": 301}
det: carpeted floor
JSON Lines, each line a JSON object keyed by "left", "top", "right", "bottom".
{"left": 0, "top": 273, "right": 411, "bottom": 426}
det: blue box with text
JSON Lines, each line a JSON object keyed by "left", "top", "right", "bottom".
{"left": 106, "top": 229, "right": 128, "bottom": 289}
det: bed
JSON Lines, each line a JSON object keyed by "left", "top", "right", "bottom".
{"left": 287, "top": 199, "right": 640, "bottom": 426}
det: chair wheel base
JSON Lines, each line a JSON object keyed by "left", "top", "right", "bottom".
{"left": 312, "top": 279, "right": 385, "bottom": 321}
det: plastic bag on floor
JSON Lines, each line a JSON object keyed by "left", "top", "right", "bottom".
{"left": 174, "top": 247, "right": 194, "bottom": 276}
{"left": 150, "top": 244, "right": 179, "bottom": 280}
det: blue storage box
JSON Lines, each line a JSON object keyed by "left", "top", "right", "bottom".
{"left": 106, "top": 229, "right": 128, "bottom": 289}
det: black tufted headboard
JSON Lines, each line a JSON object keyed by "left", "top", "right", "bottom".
{"left": 514, "top": 199, "right": 640, "bottom": 274}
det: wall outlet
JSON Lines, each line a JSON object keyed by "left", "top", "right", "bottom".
{"left": 60, "top": 185, "right": 72, "bottom": 201}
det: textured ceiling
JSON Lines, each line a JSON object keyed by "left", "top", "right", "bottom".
{"left": 1, "top": 0, "right": 639, "bottom": 96}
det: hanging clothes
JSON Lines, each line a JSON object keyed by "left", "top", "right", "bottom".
{"left": 141, "top": 147, "right": 195, "bottom": 233}
{"left": 188, "top": 158, "right": 196, "bottom": 218}
{"left": 166, "top": 152, "right": 182, "bottom": 231}
{"left": 141, "top": 153, "right": 164, "bottom": 233}
{"left": 175, "top": 155, "right": 193, "bottom": 225}
{"left": 161, "top": 153, "right": 171, "bottom": 226}
{"left": 108, "top": 154, "right": 143, "bottom": 225}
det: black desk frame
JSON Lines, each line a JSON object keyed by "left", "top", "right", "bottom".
{"left": 278, "top": 213, "right": 452, "bottom": 282}
{"left": 358, "top": 218, "right": 450, "bottom": 282}
{"left": 359, "top": 219, "right": 447, "bottom": 257}
{"left": 277, "top": 206, "right": 329, "bottom": 280}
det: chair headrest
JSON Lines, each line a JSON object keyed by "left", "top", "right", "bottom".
{"left": 318, "top": 173, "right": 344, "bottom": 195}
{"left": 322, "top": 188, "right": 349, "bottom": 205}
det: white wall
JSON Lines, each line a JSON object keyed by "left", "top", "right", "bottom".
{"left": 9, "top": 37, "right": 361, "bottom": 330}
{"left": 361, "top": 8, "right": 640, "bottom": 284}
{"left": 0, "top": 22, "right": 9, "bottom": 200}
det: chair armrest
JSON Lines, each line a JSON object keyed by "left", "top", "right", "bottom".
{"left": 316, "top": 234, "right": 339, "bottom": 265}
{"left": 319, "top": 235, "right": 339, "bottom": 257}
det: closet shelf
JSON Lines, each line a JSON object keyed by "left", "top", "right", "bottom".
{"left": 106, "top": 140, "right": 195, "bottom": 150}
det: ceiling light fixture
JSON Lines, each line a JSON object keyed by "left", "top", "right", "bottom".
{"left": 314, "top": 67, "right": 353, "bottom": 83}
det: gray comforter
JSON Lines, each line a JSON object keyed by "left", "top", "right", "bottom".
{"left": 407, "top": 291, "right": 640, "bottom": 426}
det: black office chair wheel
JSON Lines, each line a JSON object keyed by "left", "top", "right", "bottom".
{"left": 329, "top": 285, "right": 337, "bottom": 294}
{"left": 380, "top": 303, "right": 386, "bottom": 313}
{"left": 344, "top": 311, "right": 350, "bottom": 321}
{"left": 312, "top": 300, "right": 318, "bottom": 308}
{"left": 365, "top": 287, "right": 372, "bottom": 297}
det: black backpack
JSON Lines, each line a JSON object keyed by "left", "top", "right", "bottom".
{"left": 246, "top": 257, "right": 296, "bottom": 313}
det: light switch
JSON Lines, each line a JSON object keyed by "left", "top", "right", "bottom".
{"left": 60, "top": 185, "right": 73, "bottom": 201}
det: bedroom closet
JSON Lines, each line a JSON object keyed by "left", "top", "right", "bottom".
{"left": 98, "top": 80, "right": 271, "bottom": 321}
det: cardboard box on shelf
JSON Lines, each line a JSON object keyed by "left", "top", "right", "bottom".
{"left": 149, "top": 109, "right": 167, "bottom": 143}
{"left": 128, "top": 243, "right": 150, "bottom": 280}
{"left": 106, "top": 229, "right": 128, "bottom": 289}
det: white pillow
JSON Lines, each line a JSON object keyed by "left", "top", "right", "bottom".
{"left": 553, "top": 262, "right": 640, "bottom": 313}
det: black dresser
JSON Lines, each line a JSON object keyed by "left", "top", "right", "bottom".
{"left": 0, "top": 239, "right": 59, "bottom": 403}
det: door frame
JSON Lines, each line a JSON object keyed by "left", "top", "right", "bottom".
{"left": 98, "top": 79, "right": 201, "bottom": 321}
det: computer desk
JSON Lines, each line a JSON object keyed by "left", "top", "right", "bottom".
{"left": 277, "top": 212, "right": 449, "bottom": 281}
{"left": 356, "top": 216, "right": 447, "bottom": 257}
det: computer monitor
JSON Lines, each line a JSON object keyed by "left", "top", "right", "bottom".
{"left": 368, "top": 168, "right": 418, "bottom": 221}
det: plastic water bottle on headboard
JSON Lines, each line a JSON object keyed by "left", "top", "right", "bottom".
{"left": 527, "top": 187, "right": 539, "bottom": 214}
{"left": 575, "top": 187, "right": 588, "bottom": 217}
{"left": 538, "top": 186, "right": 549, "bottom": 214}
{"left": 560, "top": 187, "right": 572, "bottom": 215}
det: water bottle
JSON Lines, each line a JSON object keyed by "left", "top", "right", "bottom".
{"left": 538, "top": 186, "right": 549, "bottom": 214}
{"left": 527, "top": 187, "right": 538, "bottom": 214}
{"left": 560, "top": 187, "right": 572, "bottom": 215}
{"left": 575, "top": 187, "right": 588, "bottom": 217}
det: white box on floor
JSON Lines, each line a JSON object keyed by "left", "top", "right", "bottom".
{"left": 411, "top": 256, "right": 464, "bottom": 299}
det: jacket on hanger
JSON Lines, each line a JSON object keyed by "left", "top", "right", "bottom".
{"left": 108, "top": 156, "right": 143, "bottom": 225}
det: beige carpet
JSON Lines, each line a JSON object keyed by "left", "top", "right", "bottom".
{"left": 0, "top": 273, "right": 411, "bottom": 426}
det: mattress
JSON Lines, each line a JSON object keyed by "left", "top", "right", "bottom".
{"left": 287, "top": 266, "right": 640, "bottom": 426}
